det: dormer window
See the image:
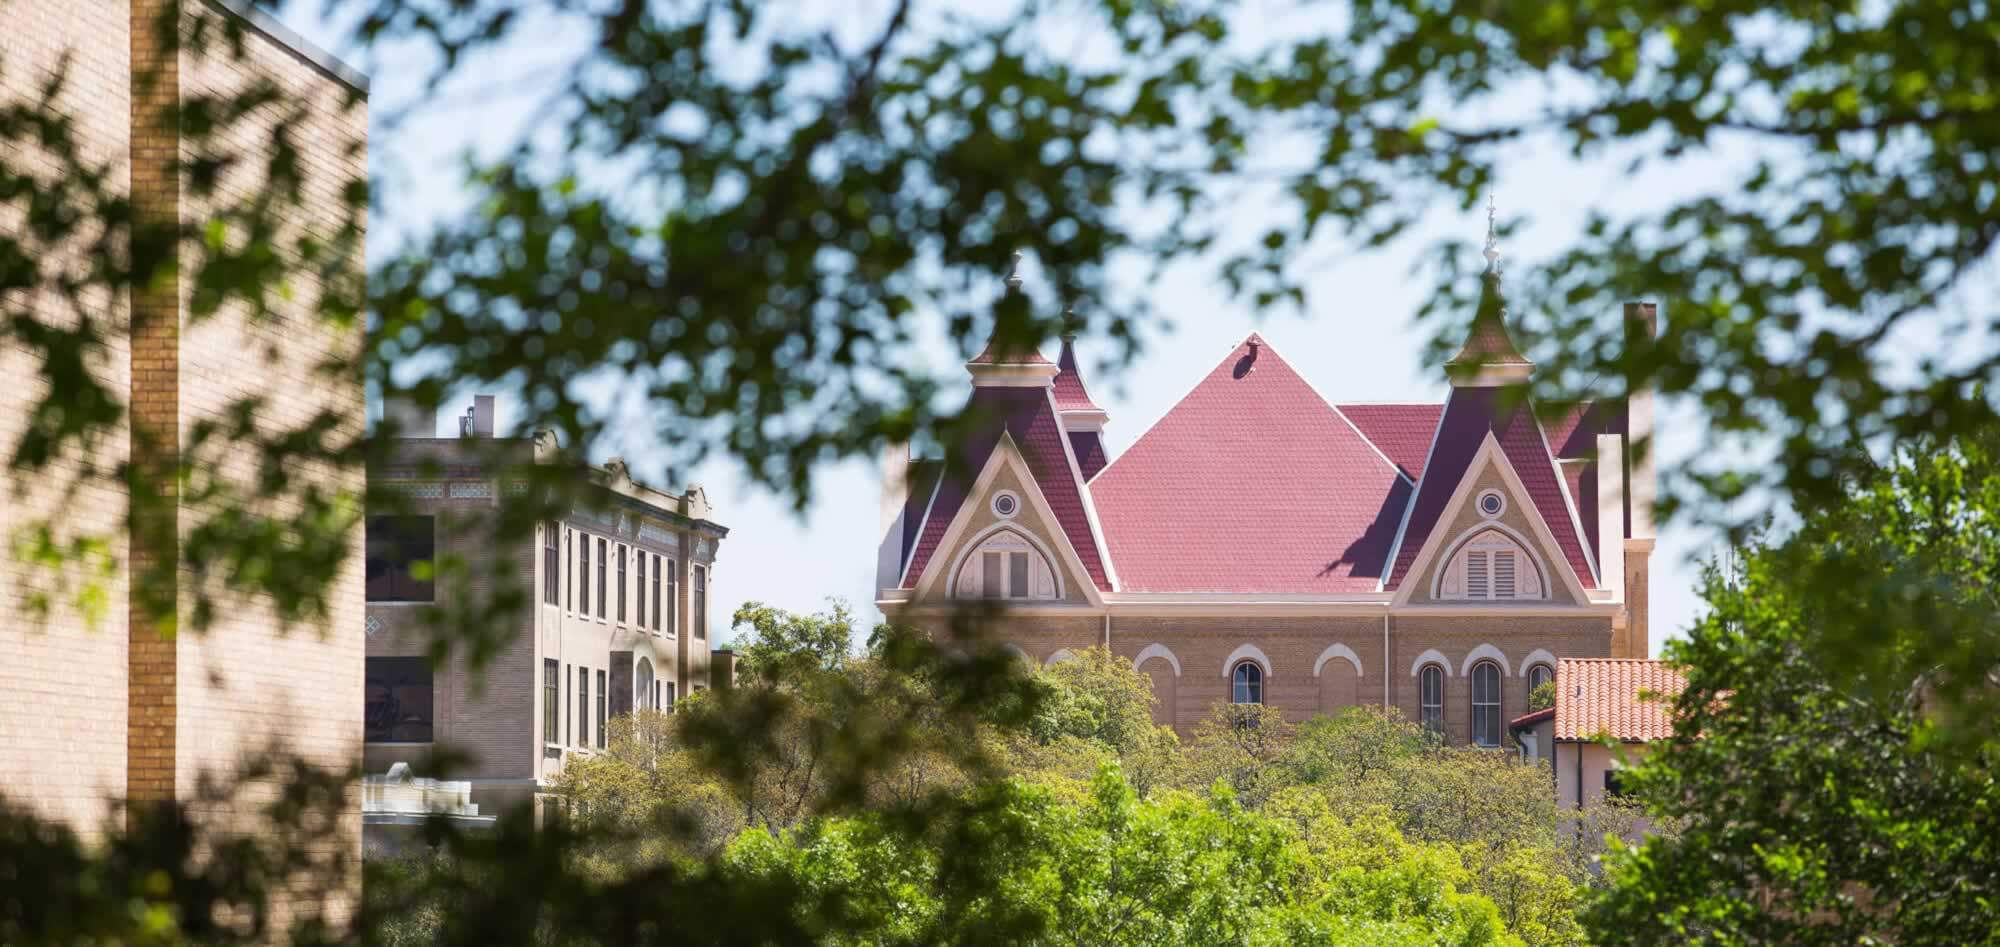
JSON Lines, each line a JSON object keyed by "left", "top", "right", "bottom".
{"left": 953, "top": 529, "right": 1058, "bottom": 600}
{"left": 1439, "top": 529, "right": 1544, "bottom": 600}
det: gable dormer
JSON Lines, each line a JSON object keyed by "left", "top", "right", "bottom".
{"left": 1053, "top": 334, "right": 1109, "bottom": 480}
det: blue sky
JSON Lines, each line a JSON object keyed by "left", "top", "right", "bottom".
{"left": 279, "top": 1, "right": 1722, "bottom": 653}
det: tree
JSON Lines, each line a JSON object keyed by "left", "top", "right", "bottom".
{"left": 732, "top": 598, "right": 858, "bottom": 686}
{"left": 1588, "top": 438, "right": 2000, "bottom": 944}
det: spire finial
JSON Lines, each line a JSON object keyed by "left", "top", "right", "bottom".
{"left": 1482, "top": 193, "right": 1500, "bottom": 274}
{"left": 1005, "top": 251, "right": 1024, "bottom": 292}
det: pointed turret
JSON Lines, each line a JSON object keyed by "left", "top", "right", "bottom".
{"left": 968, "top": 251, "right": 1058, "bottom": 385}
{"left": 1054, "top": 328, "right": 1110, "bottom": 478}
{"left": 1446, "top": 196, "right": 1533, "bottom": 386}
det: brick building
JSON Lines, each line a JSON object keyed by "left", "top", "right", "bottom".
{"left": 0, "top": 0, "right": 368, "bottom": 913}
{"left": 364, "top": 396, "right": 729, "bottom": 816}
{"left": 877, "top": 253, "right": 1657, "bottom": 747}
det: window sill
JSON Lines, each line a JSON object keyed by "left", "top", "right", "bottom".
{"left": 367, "top": 600, "right": 434, "bottom": 607}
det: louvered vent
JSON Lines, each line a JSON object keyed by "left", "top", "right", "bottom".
{"left": 1493, "top": 552, "right": 1516, "bottom": 598}
{"left": 1466, "top": 551, "right": 1491, "bottom": 598}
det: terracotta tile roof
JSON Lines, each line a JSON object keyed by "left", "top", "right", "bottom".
{"left": 1554, "top": 658, "right": 1686, "bottom": 742}
{"left": 1087, "top": 335, "right": 1411, "bottom": 592}
{"left": 1386, "top": 386, "right": 1598, "bottom": 590}
{"left": 1052, "top": 337, "right": 1102, "bottom": 413}
{"left": 1507, "top": 706, "right": 1555, "bottom": 730}
{"left": 1340, "top": 403, "right": 1444, "bottom": 480}
{"left": 901, "top": 388, "right": 1111, "bottom": 590}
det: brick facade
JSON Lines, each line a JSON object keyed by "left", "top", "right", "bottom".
{"left": 1, "top": 0, "right": 369, "bottom": 918}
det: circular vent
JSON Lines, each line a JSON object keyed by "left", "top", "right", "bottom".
{"left": 991, "top": 491, "right": 1020, "bottom": 518}
{"left": 1477, "top": 490, "right": 1506, "bottom": 517}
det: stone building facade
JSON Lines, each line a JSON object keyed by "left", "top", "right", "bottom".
{"left": 0, "top": 0, "right": 368, "bottom": 911}
{"left": 364, "top": 397, "right": 728, "bottom": 816}
{"left": 878, "top": 265, "right": 1657, "bottom": 748}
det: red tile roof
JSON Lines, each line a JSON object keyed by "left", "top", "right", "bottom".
{"left": 1070, "top": 431, "right": 1108, "bottom": 481}
{"left": 901, "top": 388, "right": 1111, "bottom": 590}
{"left": 1340, "top": 403, "right": 1443, "bottom": 480}
{"left": 1053, "top": 337, "right": 1102, "bottom": 413}
{"left": 1386, "top": 386, "right": 1598, "bottom": 590}
{"left": 1554, "top": 659, "right": 1686, "bottom": 742}
{"left": 1088, "top": 336, "right": 1410, "bottom": 592}
{"left": 1507, "top": 706, "right": 1555, "bottom": 731}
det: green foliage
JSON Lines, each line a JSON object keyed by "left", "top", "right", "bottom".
{"left": 1527, "top": 681, "right": 1556, "bottom": 713}
{"left": 1588, "top": 440, "right": 2000, "bottom": 944}
{"left": 731, "top": 598, "right": 857, "bottom": 685}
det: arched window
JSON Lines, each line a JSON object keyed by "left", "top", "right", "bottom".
{"left": 1419, "top": 665, "right": 1444, "bottom": 736}
{"left": 953, "top": 529, "right": 1059, "bottom": 600}
{"left": 1471, "top": 660, "right": 1502, "bottom": 747}
{"left": 1439, "top": 529, "right": 1544, "bottom": 600}
{"left": 636, "top": 657, "right": 655, "bottom": 712}
{"left": 1527, "top": 663, "right": 1554, "bottom": 695}
{"left": 1230, "top": 662, "right": 1264, "bottom": 705}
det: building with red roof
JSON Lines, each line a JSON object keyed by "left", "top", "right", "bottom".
{"left": 1509, "top": 658, "right": 1687, "bottom": 815}
{"left": 876, "top": 251, "right": 1660, "bottom": 746}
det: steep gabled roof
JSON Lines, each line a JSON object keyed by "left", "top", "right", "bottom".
{"left": 900, "top": 387, "right": 1111, "bottom": 590}
{"left": 1385, "top": 386, "right": 1598, "bottom": 589}
{"left": 1554, "top": 658, "right": 1686, "bottom": 741}
{"left": 1448, "top": 271, "right": 1533, "bottom": 369}
{"left": 1340, "top": 403, "right": 1445, "bottom": 480}
{"left": 1071, "top": 431, "right": 1108, "bottom": 480}
{"left": 1088, "top": 336, "right": 1411, "bottom": 592}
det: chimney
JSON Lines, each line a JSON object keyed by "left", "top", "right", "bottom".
{"left": 876, "top": 441, "right": 911, "bottom": 591}
{"left": 467, "top": 394, "right": 497, "bottom": 437}
{"left": 1621, "top": 301, "right": 1659, "bottom": 657}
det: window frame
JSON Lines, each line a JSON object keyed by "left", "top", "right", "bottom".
{"left": 578, "top": 531, "right": 590, "bottom": 615}
{"left": 616, "top": 544, "right": 628, "bottom": 624}
{"left": 596, "top": 537, "right": 608, "bottom": 619}
{"left": 665, "top": 558, "right": 678, "bottom": 635}
{"left": 636, "top": 552, "right": 646, "bottom": 629}
{"left": 364, "top": 656, "right": 434, "bottom": 743}
{"left": 542, "top": 658, "right": 559, "bottom": 745}
{"left": 693, "top": 564, "right": 706, "bottom": 639}
{"left": 1419, "top": 664, "right": 1445, "bottom": 737}
{"left": 1230, "top": 661, "right": 1264, "bottom": 705}
{"left": 577, "top": 665, "right": 589, "bottom": 750}
{"left": 1527, "top": 663, "right": 1554, "bottom": 695}
{"left": 595, "top": 669, "right": 607, "bottom": 747}
{"left": 652, "top": 554, "right": 664, "bottom": 633}
{"left": 1470, "top": 660, "right": 1503, "bottom": 748}
{"left": 365, "top": 515, "right": 436, "bottom": 603}
{"left": 543, "top": 523, "right": 560, "bottom": 605}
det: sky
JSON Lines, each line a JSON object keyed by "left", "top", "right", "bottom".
{"left": 276, "top": 1, "right": 1725, "bottom": 655}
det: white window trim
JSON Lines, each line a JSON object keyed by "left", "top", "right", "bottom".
{"left": 1469, "top": 659, "right": 1503, "bottom": 747}
{"left": 945, "top": 523, "right": 1066, "bottom": 601}
{"left": 1229, "top": 661, "right": 1265, "bottom": 704}
{"left": 1132, "top": 643, "right": 1182, "bottom": 677}
{"left": 1409, "top": 648, "right": 1453, "bottom": 677}
{"left": 1220, "top": 643, "right": 1273, "bottom": 679}
{"left": 1459, "top": 643, "right": 1513, "bottom": 677}
{"left": 1432, "top": 522, "right": 1550, "bottom": 602}
{"left": 1044, "top": 648, "right": 1077, "bottom": 666}
{"left": 1519, "top": 648, "right": 1556, "bottom": 677}
{"left": 1312, "top": 643, "right": 1364, "bottom": 678}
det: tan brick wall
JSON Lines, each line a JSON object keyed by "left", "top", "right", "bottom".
{"left": 0, "top": 0, "right": 135, "bottom": 833}
{"left": 1388, "top": 616, "right": 1609, "bottom": 745}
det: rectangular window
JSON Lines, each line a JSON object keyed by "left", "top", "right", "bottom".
{"left": 597, "top": 538, "right": 608, "bottom": 619}
{"left": 1419, "top": 666, "right": 1444, "bottom": 736}
{"left": 616, "top": 545, "right": 628, "bottom": 623}
{"left": 665, "top": 558, "right": 677, "bottom": 635}
{"left": 365, "top": 516, "right": 435, "bottom": 602}
{"left": 543, "top": 523, "right": 560, "bottom": 604}
{"left": 364, "top": 657, "right": 433, "bottom": 743}
{"left": 1008, "top": 551, "right": 1029, "bottom": 598}
{"left": 543, "top": 659, "right": 558, "bottom": 744}
{"left": 693, "top": 565, "right": 707, "bottom": 639}
{"left": 578, "top": 666, "right": 589, "bottom": 750}
{"left": 596, "top": 669, "right": 607, "bottom": 747}
{"left": 652, "top": 554, "right": 663, "bottom": 632}
{"left": 564, "top": 663, "right": 573, "bottom": 746}
{"left": 565, "top": 530, "right": 573, "bottom": 610}
{"left": 636, "top": 553, "right": 646, "bottom": 629}
{"left": 655, "top": 681, "right": 661, "bottom": 711}
{"left": 665, "top": 681, "right": 677, "bottom": 713}
{"left": 578, "top": 532, "right": 590, "bottom": 615}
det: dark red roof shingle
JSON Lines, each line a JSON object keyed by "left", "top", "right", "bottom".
{"left": 1340, "top": 403, "right": 1443, "bottom": 480}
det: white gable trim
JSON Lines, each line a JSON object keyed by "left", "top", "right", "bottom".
{"left": 1132, "top": 643, "right": 1182, "bottom": 677}
{"left": 1519, "top": 648, "right": 1556, "bottom": 677}
{"left": 1312, "top": 643, "right": 1364, "bottom": 678}
{"left": 1379, "top": 389, "right": 1455, "bottom": 592}
{"left": 1045, "top": 387, "right": 1120, "bottom": 591}
{"left": 1045, "top": 648, "right": 1077, "bottom": 666}
{"left": 1221, "top": 643, "right": 1274, "bottom": 679}
{"left": 1410, "top": 648, "right": 1452, "bottom": 676}
{"left": 908, "top": 431, "right": 1107, "bottom": 607}
{"left": 1426, "top": 520, "right": 1555, "bottom": 602}
{"left": 1389, "top": 432, "right": 1592, "bottom": 609}
{"left": 942, "top": 521, "right": 1069, "bottom": 601}
{"left": 1459, "top": 643, "right": 1512, "bottom": 676}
